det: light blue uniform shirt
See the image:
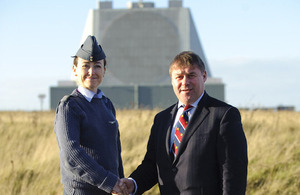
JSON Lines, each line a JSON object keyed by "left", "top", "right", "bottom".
{"left": 78, "top": 86, "right": 104, "bottom": 102}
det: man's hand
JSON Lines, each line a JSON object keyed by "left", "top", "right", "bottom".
{"left": 120, "top": 178, "right": 135, "bottom": 194}
{"left": 111, "top": 179, "right": 129, "bottom": 195}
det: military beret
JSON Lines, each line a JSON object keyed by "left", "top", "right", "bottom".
{"left": 74, "top": 35, "right": 106, "bottom": 62}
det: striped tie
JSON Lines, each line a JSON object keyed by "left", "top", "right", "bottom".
{"left": 172, "top": 104, "right": 193, "bottom": 156}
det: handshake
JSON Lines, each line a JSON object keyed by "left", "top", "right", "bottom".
{"left": 111, "top": 178, "right": 135, "bottom": 195}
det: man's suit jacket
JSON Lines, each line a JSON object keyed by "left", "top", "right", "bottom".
{"left": 130, "top": 92, "right": 248, "bottom": 195}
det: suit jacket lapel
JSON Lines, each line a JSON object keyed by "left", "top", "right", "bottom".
{"left": 174, "top": 92, "right": 210, "bottom": 161}
{"left": 165, "top": 103, "right": 178, "bottom": 157}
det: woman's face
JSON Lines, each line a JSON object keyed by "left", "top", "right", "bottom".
{"left": 73, "top": 58, "right": 106, "bottom": 93}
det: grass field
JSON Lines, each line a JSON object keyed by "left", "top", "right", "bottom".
{"left": 0, "top": 109, "right": 299, "bottom": 195}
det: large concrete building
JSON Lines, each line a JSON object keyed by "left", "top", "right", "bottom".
{"left": 50, "top": 0, "right": 225, "bottom": 109}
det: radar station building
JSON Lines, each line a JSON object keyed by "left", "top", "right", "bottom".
{"left": 50, "top": 0, "right": 225, "bottom": 109}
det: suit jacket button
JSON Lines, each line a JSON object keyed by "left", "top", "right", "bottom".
{"left": 172, "top": 167, "right": 177, "bottom": 172}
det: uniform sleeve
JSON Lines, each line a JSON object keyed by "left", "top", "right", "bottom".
{"left": 117, "top": 130, "right": 125, "bottom": 178}
{"left": 107, "top": 98, "right": 125, "bottom": 178}
{"left": 54, "top": 99, "right": 118, "bottom": 193}
{"left": 217, "top": 107, "right": 248, "bottom": 195}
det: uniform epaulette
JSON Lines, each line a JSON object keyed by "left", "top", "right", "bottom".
{"left": 55, "top": 95, "right": 72, "bottom": 113}
{"left": 60, "top": 95, "right": 71, "bottom": 103}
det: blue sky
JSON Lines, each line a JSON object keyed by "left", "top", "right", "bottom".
{"left": 0, "top": 0, "right": 299, "bottom": 111}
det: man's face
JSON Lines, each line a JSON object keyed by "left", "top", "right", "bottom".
{"left": 73, "top": 58, "right": 106, "bottom": 93}
{"left": 171, "top": 64, "right": 207, "bottom": 105}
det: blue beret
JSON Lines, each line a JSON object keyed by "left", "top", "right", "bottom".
{"left": 74, "top": 35, "right": 106, "bottom": 62}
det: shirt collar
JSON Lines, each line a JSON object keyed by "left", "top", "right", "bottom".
{"left": 178, "top": 91, "right": 204, "bottom": 109}
{"left": 77, "top": 86, "right": 105, "bottom": 102}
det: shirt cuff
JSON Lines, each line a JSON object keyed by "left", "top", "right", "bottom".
{"left": 128, "top": 177, "right": 137, "bottom": 195}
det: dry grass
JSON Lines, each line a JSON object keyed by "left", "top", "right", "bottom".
{"left": 242, "top": 110, "right": 300, "bottom": 195}
{"left": 0, "top": 111, "right": 61, "bottom": 195}
{"left": 0, "top": 110, "right": 299, "bottom": 194}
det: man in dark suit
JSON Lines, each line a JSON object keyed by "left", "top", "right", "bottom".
{"left": 119, "top": 51, "right": 248, "bottom": 195}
